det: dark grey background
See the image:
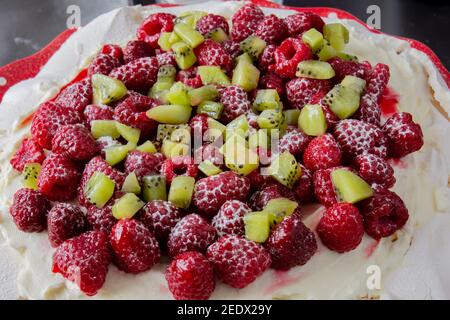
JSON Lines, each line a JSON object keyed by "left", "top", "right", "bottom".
{"left": 0, "top": 0, "right": 448, "bottom": 68}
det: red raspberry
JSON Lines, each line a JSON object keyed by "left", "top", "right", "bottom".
{"left": 194, "top": 40, "right": 233, "bottom": 73}
{"left": 83, "top": 104, "right": 114, "bottom": 128}
{"left": 212, "top": 200, "right": 251, "bottom": 237}
{"left": 207, "top": 235, "right": 271, "bottom": 288}
{"left": 231, "top": 3, "right": 264, "bottom": 42}
{"left": 123, "top": 40, "right": 154, "bottom": 64}
{"left": 31, "top": 101, "right": 82, "bottom": 149}
{"left": 167, "top": 214, "right": 216, "bottom": 257}
{"left": 176, "top": 67, "right": 203, "bottom": 88}
{"left": 279, "top": 127, "right": 311, "bottom": 157}
{"left": 328, "top": 57, "right": 371, "bottom": 82}
{"left": 286, "top": 77, "right": 330, "bottom": 109}
{"left": 109, "top": 57, "right": 159, "bottom": 93}
{"left": 259, "top": 73, "right": 284, "bottom": 97}
{"left": 255, "top": 14, "right": 288, "bottom": 45}
{"left": 223, "top": 40, "right": 241, "bottom": 59}
{"left": 246, "top": 169, "right": 272, "bottom": 191}
{"left": 293, "top": 164, "right": 315, "bottom": 203}
{"left": 190, "top": 113, "right": 209, "bottom": 140}
{"left": 303, "top": 134, "right": 342, "bottom": 171}
{"left": 139, "top": 200, "right": 182, "bottom": 243}
{"left": 124, "top": 151, "right": 165, "bottom": 181}
{"left": 353, "top": 153, "right": 395, "bottom": 190}
{"left": 382, "top": 112, "right": 424, "bottom": 158}
{"left": 52, "top": 124, "right": 99, "bottom": 162}
{"left": 137, "top": 13, "right": 176, "bottom": 48}
{"left": 333, "top": 119, "right": 387, "bottom": 159}
{"left": 9, "top": 188, "right": 50, "bottom": 232}
{"left": 110, "top": 219, "right": 160, "bottom": 274}
{"left": 267, "top": 213, "right": 317, "bottom": 270}
{"left": 113, "top": 92, "right": 159, "bottom": 138}
{"left": 360, "top": 190, "right": 409, "bottom": 239}
{"left": 194, "top": 144, "right": 224, "bottom": 167}
{"left": 161, "top": 156, "right": 198, "bottom": 183}
{"left": 317, "top": 203, "right": 364, "bottom": 253}
{"left": 10, "top": 138, "right": 45, "bottom": 172}
{"left": 355, "top": 63, "right": 390, "bottom": 126}
{"left": 258, "top": 44, "right": 276, "bottom": 72}
{"left": 38, "top": 153, "right": 80, "bottom": 202}
{"left": 283, "top": 12, "right": 325, "bottom": 36}
{"left": 274, "top": 38, "right": 312, "bottom": 78}
{"left": 101, "top": 44, "right": 124, "bottom": 62}
{"left": 156, "top": 51, "right": 176, "bottom": 67}
{"left": 85, "top": 202, "right": 117, "bottom": 233}
{"left": 55, "top": 79, "right": 92, "bottom": 114}
{"left": 196, "top": 14, "right": 230, "bottom": 37}
{"left": 47, "top": 203, "right": 87, "bottom": 248}
{"left": 193, "top": 171, "right": 250, "bottom": 218}
{"left": 218, "top": 85, "right": 251, "bottom": 122}
{"left": 313, "top": 167, "right": 338, "bottom": 207}
{"left": 88, "top": 53, "right": 121, "bottom": 76}
{"left": 52, "top": 230, "right": 111, "bottom": 296}
{"left": 166, "top": 251, "right": 215, "bottom": 300}
{"left": 249, "top": 183, "right": 297, "bottom": 211}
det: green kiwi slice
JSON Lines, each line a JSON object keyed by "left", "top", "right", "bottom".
{"left": 298, "top": 104, "right": 327, "bottom": 136}
{"left": 172, "top": 41, "right": 197, "bottom": 70}
{"left": 188, "top": 85, "right": 218, "bottom": 106}
{"left": 22, "top": 163, "right": 41, "bottom": 190}
{"left": 121, "top": 172, "right": 141, "bottom": 194}
{"left": 168, "top": 176, "right": 195, "bottom": 209}
{"left": 173, "top": 23, "right": 204, "bottom": 48}
{"left": 84, "top": 171, "right": 115, "bottom": 208}
{"left": 296, "top": 60, "right": 335, "bottom": 80}
{"left": 146, "top": 104, "right": 192, "bottom": 124}
{"left": 302, "top": 28, "right": 324, "bottom": 53}
{"left": 240, "top": 35, "right": 266, "bottom": 60}
{"left": 142, "top": 175, "right": 167, "bottom": 201}
{"left": 331, "top": 168, "right": 373, "bottom": 203}
{"left": 267, "top": 151, "right": 301, "bottom": 188}
{"left": 198, "top": 66, "right": 230, "bottom": 85}
{"left": 111, "top": 193, "right": 145, "bottom": 219}
{"left": 244, "top": 211, "right": 271, "bottom": 243}
{"left": 92, "top": 74, "right": 127, "bottom": 105}
{"left": 232, "top": 61, "right": 260, "bottom": 91}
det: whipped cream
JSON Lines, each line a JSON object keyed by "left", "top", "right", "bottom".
{"left": 0, "top": 1, "right": 449, "bottom": 300}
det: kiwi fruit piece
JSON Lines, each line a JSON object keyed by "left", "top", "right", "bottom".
{"left": 337, "top": 52, "right": 358, "bottom": 61}
{"left": 166, "top": 82, "right": 191, "bottom": 106}
{"left": 225, "top": 114, "right": 250, "bottom": 140}
{"left": 92, "top": 74, "right": 127, "bottom": 105}
{"left": 302, "top": 28, "right": 324, "bottom": 53}
{"left": 136, "top": 140, "right": 157, "bottom": 153}
{"left": 198, "top": 66, "right": 230, "bottom": 85}
{"left": 296, "top": 60, "right": 335, "bottom": 80}
{"left": 235, "top": 53, "right": 253, "bottom": 65}
{"left": 317, "top": 42, "right": 338, "bottom": 61}
{"left": 84, "top": 171, "right": 115, "bottom": 208}
{"left": 244, "top": 211, "right": 271, "bottom": 243}
{"left": 170, "top": 127, "right": 191, "bottom": 145}
{"left": 283, "top": 109, "right": 301, "bottom": 126}
{"left": 168, "top": 176, "right": 195, "bottom": 209}
{"left": 341, "top": 75, "right": 366, "bottom": 93}
{"left": 116, "top": 122, "right": 140, "bottom": 144}
{"left": 207, "top": 28, "right": 229, "bottom": 43}
{"left": 197, "top": 101, "right": 223, "bottom": 119}
{"left": 169, "top": 31, "right": 182, "bottom": 45}
{"left": 173, "top": 23, "right": 204, "bottom": 48}
{"left": 112, "top": 193, "right": 145, "bottom": 219}
{"left": 175, "top": 11, "right": 207, "bottom": 28}
{"left": 263, "top": 198, "right": 298, "bottom": 225}
{"left": 161, "top": 139, "right": 177, "bottom": 158}
{"left": 322, "top": 84, "right": 362, "bottom": 120}
{"left": 157, "top": 65, "right": 177, "bottom": 82}
{"left": 189, "top": 85, "right": 218, "bottom": 106}
{"left": 156, "top": 124, "right": 189, "bottom": 142}
{"left": 268, "top": 151, "right": 301, "bottom": 188}
{"left": 257, "top": 109, "right": 284, "bottom": 130}
{"left": 198, "top": 160, "right": 222, "bottom": 176}
{"left": 240, "top": 35, "right": 266, "bottom": 60}
{"left": 168, "top": 142, "right": 190, "bottom": 158}
{"left": 146, "top": 104, "right": 192, "bottom": 124}
{"left": 232, "top": 60, "right": 260, "bottom": 91}
{"left": 172, "top": 41, "right": 197, "bottom": 70}
{"left": 248, "top": 129, "right": 269, "bottom": 151}
{"left": 105, "top": 142, "right": 136, "bottom": 166}
{"left": 205, "top": 117, "right": 226, "bottom": 142}
{"left": 22, "top": 163, "right": 41, "bottom": 190}
{"left": 323, "top": 23, "right": 349, "bottom": 51}
{"left": 331, "top": 168, "right": 373, "bottom": 203}
{"left": 121, "top": 172, "right": 141, "bottom": 194}
{"left": 91, "top": 120, "right": 120, "bottom": 139}
{"left": 298, "top": 104, "right": 327, "bottom": 136}
{"left": 223, "top": 135, "right": 259, "bottom": 176}
{"left": 142, "top": 175, "right": 167, "bottom": 201}
{"left": 158, "top": 32, "right": 172, "bottom": 51}
{"left": 253, "top": 89, "right": 281, "bottom": 112}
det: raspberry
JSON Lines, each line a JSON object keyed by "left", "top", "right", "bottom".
{"left": 55, "top": 79, "right": 92, "bottom": 114}
{"left": 38, "top": 153, "right": 81, "bottom": 202}
{"left": 110, "top": 219, "right": 160, "bottom": 274}
{"left": 274, "top": 38, "right": 312, "bottom": 78}
{"left": 360, "top": 190, "right": 409, "bottom": 239}
{"left": 137, "top": 13, "right": 176, "bottom": 48}
{"left": 85, "top": 202, "right": 117, "bottom": 233}
{"left": 258, "top": 44, "right": 276, "bottom": 73}
{"left": 207, "top": 235, "right": 271, "bottom": 288}
{"left": 355, "top": 63, "right": 390, "bottom": 126}
{"left": 193, "top": 171, "right": 250, "bottom": 218}
{"left": 47, "top": 203, "right": 87, "bottom": 247}
{"left": 10, "top": 138, "right": 45, "bottom": 172}
{"left": 139, "top": 200, "right": 181, "bottom": 243}
{"left": 259, "top": 73, "right": 284, "bottom": 97}
{"left": 195, "top": 40, "right": 233, "bottom": 73}
{"left": 123, "top": 40, "right": 155, "bottom": 63}
{"left": 167, "top": 214, "right": 216, "bottom": 257}
{"left": 109, "top": 57, "right": 159, "bottom": 93}
{"left": 286, "top": 77, "right": 330, "bottom": 109}
{"left": 255, "top": 14, "right": 288, "bottom": 45}
{"left": 176, "top": 67, "right": 203, "bottom": 88}
{"left": 267, "top": 213, "right": 317, "bottom": 270}
{"left": 52, "top": 230, "right": 111, "bottom": 296}
{"left": 246, "top": 169, "right": 272, "bottom": 191}
{"left": 293, "top": 164, "right": 315, "bottom": 203}
{"left": 52, "top": 124, "right": 99, "bottom": 162}
{"left": 31, "top": 101, "right": 82, "bottom": 149}
{"left": 223, "top": 40, "right": 241, "bottom": 59}
{"left": 161, "top": 156, "right": 198, "bottom": 183}
{"left": 101, "top": 44, "right": 124, "bottom": 62}
{"left": 249, "top": 183, "right": 297, "bottom": 211}
{"left": 283, "top": 12, "right": 324, "bottom": 36}
{"left": 317, "top": 203, "right": 364, "bottom": 253}
{"left": 230, "top": 3, "right": 264, "bottom": 42}
{"left": 166, "top": 251, "right": 215, "bottom": 300}
{"left": 218, "top": 85, "right": 251, "bottom": 122}
{"left": 353, "top": 153, "right": 395, "bottom": 190}
{"left": 124, "top": 151, "right": 165, "bottom": 181}
{"left": 83, "top": 104, "right": 114, "bottom": 128}
{"left": 9, "top": 188, "right": 50, "bottom": 232}
{"left": 88, "top": 53, "right": 121, "bottom": 76}
{"left": 279, "top": 127, "right": 311, "bottom": 157}
{"left": 327, "top": 57, "right": 371, "bottom": 82}
{"left": 212, "top": 200, "right": 251, "bottom": 237}
{"left": 156, "top": 51, "right": 176, "bottom": 67}
{"left": 196, "top": 14, "right": 230, "bottom": 37}
{"left": 303, "top": 134, "right": 342, "bottom": 171}
{"left": 190, "top": 113, "right": 209, "bottom": 139}
{"left": 194, "top": 144, "right": 224, "bottom": 167}
{"left": 382, "top": 112, "right": 424, "bottom": 158}
{"left": 333, "top": 119, "right": 387, "bottom": 159}
{"left": 313, "top": 167, "right": 338, "bottom": 207}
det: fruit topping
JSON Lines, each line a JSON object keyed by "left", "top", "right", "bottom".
{"left": 174, "top": 23, "right": 205, "bottom": 48}
{"left": 267, "top": 151, "right": 301, "bottom": 188}
{"left": 168, "top": 175, "right": 196, "bottom": 209}
{"left": 296, "top": 60, "right": 335, "bottom": 79}
{"left": 195, "top": 39, "right": 233, "bottom": 73}
{"left": 243, "top": 211, "right": 271, "bottom": 243}
{"left": 137, "top": 13, "right": 176, "bottom": 48}
{"left": 142, "top": 175, "right": 167, "bottom": 202}
{"left": 302, "top": 28, "right": 324, "bottom": 52}
{"left": 161, "top": 156, "right": 198, "bottom": 183}
{"left": 47, "top": 203, "right": 87, "bottom": 247}
{"left": 10, "top": 138, "right": 45, "bottom": 172}
{"left": 83, "top": 171, "right": 116, "bottom": 208}
{"left": 109, "top": 57, "right": 158, "bottom": 93}
{"left": 112, "top": 193, "right": 145, "bottom": 219}
{"left": 196, "top": 13, "right": 229, "bottom": 37}
{"left": 189, "top": 85, "right": 218, "bottom": 106}
{"left": 22, "top": 163, "right": 41, "bottom": 190}
{"left": 197, "top": 101, "right": 223, "bottom": 119}
{"left": 121, "top": 172, "right": 141, "bottom": 194}
{"left": 139, "top": 200, "right": 181, "bottom": 242}
{"left": 52, "top": 124, "right": 100, "bottom": 162}
{"left": 274, "top": 38, "right": 312, "bottom": 78}
{"left": 9, "top": 188, "right": 50, "bottom": 232}
{"left": 353, "top": 153, "right": 395, "bottom": 191}
{"left": 323, "top": 23, "right": 349, "bottom": 51}
{"left": 285, "top": 77, "right": 330, "bottom": 109}
{"left": 298, "top": 104, "right": 327, "bottom": 136}
{"left": 92, "top": 74, "right": 127, "bottom": 105}
{"left": 331, "top": 168, "right": 373, "bottom": 204}
{"left": 303, "top": 134, "right": 342, "bottom": 171}
{"left": 146, "top": 104, "right": 192, "bottom": 124}
{"left": 198, "top": 65, "right": 230, "bottom": 85}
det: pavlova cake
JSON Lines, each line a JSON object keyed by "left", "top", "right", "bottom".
{"left": 0, "top": 1, "right": 449, "bottom": 300}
